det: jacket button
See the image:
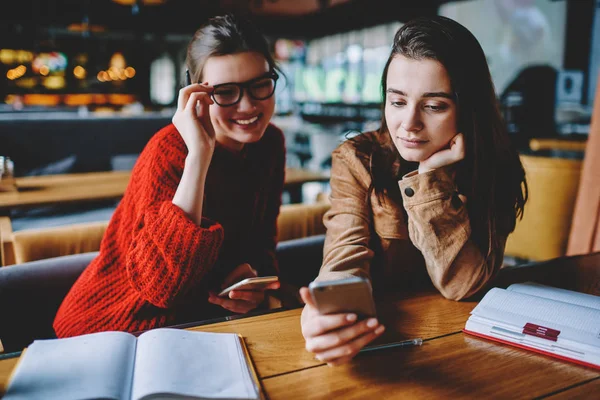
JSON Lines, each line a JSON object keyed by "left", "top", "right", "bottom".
{"left": 404, "top": 187, "right": 415, "bottom": 197}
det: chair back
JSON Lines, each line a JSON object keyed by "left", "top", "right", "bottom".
{"left": 505, "top": 154, "right": 582, "bottom": 261}
{"left": 0, "top": 252, "right": 98, "bottom": 353}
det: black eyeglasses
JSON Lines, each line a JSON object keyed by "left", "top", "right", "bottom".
{"left": 209, "top": 71, "right": 279, "bottom": 107}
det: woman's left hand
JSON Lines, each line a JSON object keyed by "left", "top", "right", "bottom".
{"left": 418, "top": 133, "right": 465, "bottom": 174}
{"left": 208, "top": 263, "right": 280, "bottom": 314}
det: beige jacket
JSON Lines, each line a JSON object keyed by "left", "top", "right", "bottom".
{"left": 318, "top": 131, "right": 506, "bottom": 300}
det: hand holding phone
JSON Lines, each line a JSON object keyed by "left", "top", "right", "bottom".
{"left": 208, "top": 263, "right": 280, "bottom": 314}
{"left": 218, "top": 276, "right": 279, "bottom": 297}
{"left": 299, "top": 277, "right": 384, "bottom": 366}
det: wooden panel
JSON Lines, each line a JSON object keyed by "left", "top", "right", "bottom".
{"left": 0, "top": 171, "right": 131, "bottom": 210}
{"left": 262, "top": 334, "right": 599, "bottom": 400}
{"left": 0, "top": 357, "right": 19, "bottom": 394}
{"left": 545, "top": 377, "right": 600, "bottom": 399}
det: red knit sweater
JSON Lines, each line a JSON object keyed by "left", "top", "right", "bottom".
{"left": 53, "top": 123, "right": 285, "bottom": 337}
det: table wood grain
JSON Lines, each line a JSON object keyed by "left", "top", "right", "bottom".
{"left": 262, "top": 334, "right": 598, "bottom": 400}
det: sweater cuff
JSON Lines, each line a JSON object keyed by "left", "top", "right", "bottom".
{"left": 398, "top": 164, "right": 457, "bottom": 207}
{"left": 161, "top": 201, "right": 222, "bottom": 234}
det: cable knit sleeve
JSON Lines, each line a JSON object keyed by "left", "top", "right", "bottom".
{"left": 124, "top": 127, "right": 224, "bottom": 308}
{"left": 398, "top": 165, "right": 504, "bottom": 300}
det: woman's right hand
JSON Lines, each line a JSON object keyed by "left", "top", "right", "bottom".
{"left": 299, "top": 287, "right": 385, "bottom": 366}
{"left": 172, "top": 82, "right": 216, "bottom": 161}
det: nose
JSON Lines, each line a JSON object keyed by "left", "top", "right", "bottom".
{"left": 401, "top": 106, "right": 423, "bottom": 133}
{"left": 237, "top": 89, "right": 257, "bottom": 112}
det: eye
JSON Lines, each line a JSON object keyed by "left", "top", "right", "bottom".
{"left": 250, "top": 79, "right": 272, "bottom": 89}
{"left": 424, "top": 103, "right": 448, "bottom": 112}
{"left": 388, "top": 99, "right": 406, "bottom": 107}
{"left": 214, "top": 88, "right": 236, "bottom": 97}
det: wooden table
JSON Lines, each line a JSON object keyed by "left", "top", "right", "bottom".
{"left": 1, "top": 252, "right": 598, "bottom": 398}
{"left": 0, "top": 171, "right": 131, "bottom": 212}
{"left": 0, "top": 167, "right": 329, "bottom": 212}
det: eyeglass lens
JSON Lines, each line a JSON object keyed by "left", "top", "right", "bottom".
{"left": 212, "top": 76, "right": 276, "bottom": 106}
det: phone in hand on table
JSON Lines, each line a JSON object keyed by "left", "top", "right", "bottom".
{"left": 308, "top": 276, "right": 377, "bottom": 318}
{"left": 218, "top": 276, "right": 279, "bottom": 297}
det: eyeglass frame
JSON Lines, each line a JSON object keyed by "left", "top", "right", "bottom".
{"left": 207, "top": 70, "right": 279, "bottom": 107}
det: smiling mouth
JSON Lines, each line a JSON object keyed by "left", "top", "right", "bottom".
{"left": 233, "top": 115, "right": 260, "bottom": 125}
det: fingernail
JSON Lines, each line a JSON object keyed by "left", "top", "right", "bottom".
{"left": 346, "top": 314, "right": 357, "bottom": 322}
{"left": 375, "top": 325, "right": 385, "bottom": 335}
{"left": 367, "top": 318, "right": 378, "bottom": 328}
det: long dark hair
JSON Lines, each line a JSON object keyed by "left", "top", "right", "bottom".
{"left": 186, "top": 14, "right": 278, "bottom": 83}
{"left": 365, "top": 15, "right": 527, "bottom": 258}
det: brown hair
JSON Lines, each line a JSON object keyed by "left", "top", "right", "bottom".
{"left": 363, "top": 15, "right": 527, "bottom": 258}
{"left": 186, "top": 14, "right": 278, "bottom": 83}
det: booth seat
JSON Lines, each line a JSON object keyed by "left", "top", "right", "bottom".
{"left": 0, "top": 201, "right": 331, "bottom": 266}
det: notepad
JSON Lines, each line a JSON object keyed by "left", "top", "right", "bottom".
{"left": 464, "top": 282, "right": 600, "bottom": 370}
{"left": 4, "top": 328, "right": 263, "bottom": 400}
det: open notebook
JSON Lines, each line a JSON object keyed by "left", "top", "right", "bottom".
{"left": 464, "top": 282, "right": 600, "bottom": 369}
{"left": 4, "top": 328, "right": 263, "bottom": 400}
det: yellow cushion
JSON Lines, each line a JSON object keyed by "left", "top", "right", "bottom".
{"left": 505, "top": 155, "right": 582, "bottom": 261}
{"left": 277, "top": 201, "right": 330, "bottom": 242}
{"left": 12, "top": 221, "right": 108, "bottom": 264}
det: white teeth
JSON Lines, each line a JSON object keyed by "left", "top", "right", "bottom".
{"left": 235, "top": 116, "right": 259, "bottom": 125}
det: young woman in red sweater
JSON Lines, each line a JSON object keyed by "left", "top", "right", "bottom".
{"left": 54, "top": 14, "right": 284, "bottom": 337}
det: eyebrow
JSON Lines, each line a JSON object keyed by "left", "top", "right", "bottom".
{"left": 386, "top": 88, "right": 454, "bottom": 100}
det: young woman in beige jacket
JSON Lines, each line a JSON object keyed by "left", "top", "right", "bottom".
{"left": 300, "top": 15, "right": 528, "bottom": 365}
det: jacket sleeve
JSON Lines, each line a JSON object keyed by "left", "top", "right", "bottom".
{"left": 246, "top": 129, "right": 286, "bottom": 277}
{"left": 398, "top": 165, "right": 506, "bottom": 300}
{"left": 124, "top": 134, "right": 224, "bottom": 308}
{"left": 317, "top": 146, "right": 375, "bottom": 282}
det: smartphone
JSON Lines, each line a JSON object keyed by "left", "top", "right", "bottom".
{"left": 218, "top": 276, "right": 279, "bottom": 297}
{"left": 308, "top": 276, "right": 377, "bottom": 318}
{"left": 185, "top": 69, "right": 191, "bottom": 86}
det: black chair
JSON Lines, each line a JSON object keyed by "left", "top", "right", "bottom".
{"left": 0, "top": 235, "right": 325, "bottom": 354}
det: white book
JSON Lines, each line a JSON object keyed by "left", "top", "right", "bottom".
{"left": 4, "top": 328, "right": 263, "bottom": 400}
{"left": 464, "top": 282, "right": 600, "bottom": 370}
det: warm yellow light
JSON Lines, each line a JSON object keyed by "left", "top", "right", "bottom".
{"left": 74, "top": 65, "right": 86, "bottom": 79}
{"left": 16, "top": 50, "right": 33, "bottom": 63}
{"left": 14, "top": 77, "right": 36, "bottom": 89}
{"left": 107, "top": 69, "right": 118, "bottom": 80}
{"left": 124, "top": 67, "right": 136, "bottom": 78}
{"left": 0, "top": 49, "right": 15, "bottom": 64}
{"left": 7, "top": 65, "right": 26, "bottom": 80}
{"left": 39, "top": 65, "right": 50, "bottom": 76}
{"left": 110, "top": 52, "right": 126, "bottom": 70}
{"left": 43, "top": 76, "right": 65, "bottom": 89}
{"left": 119, "top": 70, "right": 127, "bottom": 80}
{"left": 97, "top": 71, "right": 109, "bottom": 82}
{"left": 23, "top": 94, "right": 61, "bottom": 106}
